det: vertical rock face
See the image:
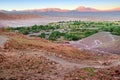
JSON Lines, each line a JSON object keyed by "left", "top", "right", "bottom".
{"left": 69, "top": 32, "right": 120, "bottom": 54}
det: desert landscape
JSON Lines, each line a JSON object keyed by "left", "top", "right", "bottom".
{"left": 0, "top": 29, "right": 120, "bottom": 80}
{"left": 0, "top": 0, "right": 120, "bottom": 80}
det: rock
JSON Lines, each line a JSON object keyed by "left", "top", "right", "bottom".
{"left": 59, "top": 55, "right": 62, "bottom": 58}
{"left": 97, "top": 60, "right": 111, "bottom": 66}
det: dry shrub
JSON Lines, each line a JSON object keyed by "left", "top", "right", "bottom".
{"left": 0, "top": 28, "right": 10, "bottom": 33}
{"left": 4, "top": 32, "right": 81, "bottom": 55}
{"left": 0, "top": 54, "right": 6, "bottom": 63}
{"left": 0, "top": 52, "right": 57, "bottom": 79}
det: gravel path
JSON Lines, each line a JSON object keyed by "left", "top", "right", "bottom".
{"left": 0, "top": 35, "right": 8, "bottom": 46}
{"left": 29, "top": 52, "right": 120, "bottom": 69}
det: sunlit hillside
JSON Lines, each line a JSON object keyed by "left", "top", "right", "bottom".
{"left": 0, "top": 0, "right": 120, "bottom": 79}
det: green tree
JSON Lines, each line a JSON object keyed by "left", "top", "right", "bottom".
{"left": 38, "top": 33, "right": 46, "bottom": 38}
{"left": 48, "top": 31, "right": 62, "bottom": 41}
{"left": 64, "top": 33, "right": 80, "bottom": 41}
{"left": 19, "top": 29, "right": 29, "bottom": 35}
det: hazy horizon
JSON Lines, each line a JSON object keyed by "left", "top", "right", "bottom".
{"left": 0, "top": 0, "right": 120, "bottom": 11}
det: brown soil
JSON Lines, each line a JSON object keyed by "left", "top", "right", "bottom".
{"left": 0, "top": 31, "right": 120, "bottom": 80}
{"left": 64, "top": 65, "right": 120, "bottom": 80}
{"left": 0, "top": 51, "right": 61, "bottom": 80}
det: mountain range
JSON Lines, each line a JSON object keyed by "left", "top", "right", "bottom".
{"left": 1, "top": 6, "right": 120, "bottom": 13}
{"left": 0, "top": 6, "right": 120, "bottom": 21}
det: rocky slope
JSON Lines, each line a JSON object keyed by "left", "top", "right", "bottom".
{"left": 64, "top": 65, "right": 120, "bottom": 80}
{"left": 0, "top": 31, "right": 120, "bottom": 80}
{"left": 70, "top": 32, "right": 120, "bottom": 54}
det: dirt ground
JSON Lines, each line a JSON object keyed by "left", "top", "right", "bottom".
{"left": 0, "top": 31, "right": 120, "bottom": 80}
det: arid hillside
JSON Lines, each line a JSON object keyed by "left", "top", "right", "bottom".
{"left": 0, "top": 31, "right": 120, "bottom": 80}
{"left": 70, "top": 32, "right": 120, "bottom": 54}
{"left": 1, "top": 32, "right": 97, "bottom": 60}
{"left": 0, "top": 12, "right": 41, "bottom": 20}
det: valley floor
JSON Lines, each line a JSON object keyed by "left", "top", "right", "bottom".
{"left": 1, "top": 16, "right": 120, "bottom": 27}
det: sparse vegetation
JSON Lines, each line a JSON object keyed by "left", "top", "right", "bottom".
{"left": 38, "top": 32, "right": 46, "bottom": 38}
{"left": 8, "top": 21, "right": 120, "bottom": 41}
{"left": 64, "top": 66, "right": 120, "bottom": 80}
{"left": 85, "top": 67, "right": 95, "bottom": 76}
{"left": 48, "top": 31, "right": 63, "bottom": 41}
{"left": 1, "top": 21, "right": 120, "bottom": 80}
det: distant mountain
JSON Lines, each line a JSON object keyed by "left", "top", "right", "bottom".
{"left": 0, "top": 6, "right": 120, "bottom": 21}
{"left": 0, "top": 6, "right": 120, "bottom": 15}
{"left": 1, "top": 6, "right": 120, "bottom": 14}
{"left": 0, "top": 12, "right": 41, "bottom": 20}
{"left": 76, "top": 6, "right": 99, "bottom": 12}
{"left": 19, "top": 6, "right": 120, "bottom": 12}
{"left": 111, "top": 7, "right": 120, "bottom": 11}
{"left": 23, "top": 8, "right": 70, "bottom": 12}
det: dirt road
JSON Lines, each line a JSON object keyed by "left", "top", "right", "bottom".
{"left": 0, "top": 35, "right": 8, "bottom": 46}
{"left": 30, "top": 51, "right": 120, "bottom": 69}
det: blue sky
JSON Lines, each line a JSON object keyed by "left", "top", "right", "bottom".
{"left": 0, "top": 0, "right": 120, "bottom": 11}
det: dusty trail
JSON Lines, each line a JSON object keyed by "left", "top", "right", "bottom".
{"left": 0, "top": 35, "right": 8, "bottom": 46}
{"left": 29, "top": 52, "right": 120, "bottom": 69}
